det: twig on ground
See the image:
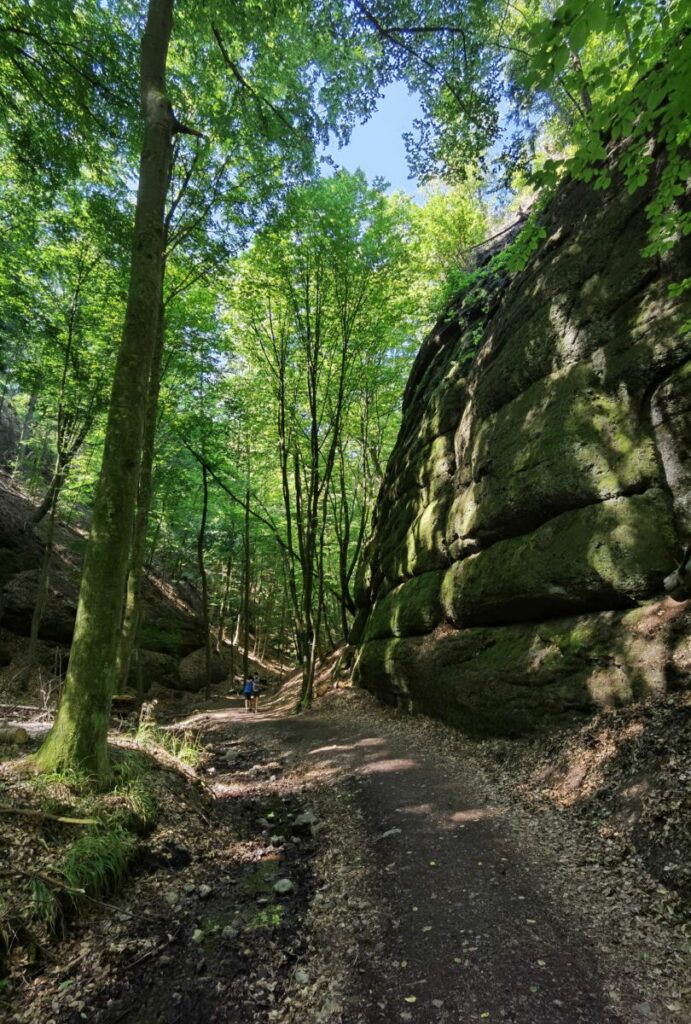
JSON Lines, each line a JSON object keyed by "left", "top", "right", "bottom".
{"left": 0, "top": 867, "right": 85, "bottom": 895}
{"left": 0, "top": 804, "right": 98, "bottom": 825}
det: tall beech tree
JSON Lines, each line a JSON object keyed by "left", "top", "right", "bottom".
{"left": 35, "top": 0, "right": 176, "bottom": 776}
{"left": 32, "top": 0, "right": 391, "bottom": 776}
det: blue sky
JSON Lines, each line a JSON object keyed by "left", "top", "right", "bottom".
{"left": 324, "top": 81, "right": 423, "bottom": 195}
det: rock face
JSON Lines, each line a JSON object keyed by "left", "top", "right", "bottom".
{"left": 352, "top": 154, "right": 691, "bottom": 735}
{"left": 0, "top": 401, "right": 19, "bottom": 470}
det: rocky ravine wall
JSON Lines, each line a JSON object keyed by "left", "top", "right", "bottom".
{"left": 352, "top": 155, "right": 691, "bottom": 735}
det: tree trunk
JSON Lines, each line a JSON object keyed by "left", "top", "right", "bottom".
{"left": 114, "top": 296, "right": 166, "bottom": 693}
{"left": 35, "top": 0, "right": 175, "bottom": 779}
{"left": 20, "top": 474, "right": 61, "bottom": 689}
{"left": 229, "top": 613, "right": 237, "bottom": 683}
{"left": 198, "top": 463, "right": 212, "bottom": 698}
{"left": 13, "top": 389, "right": 39, "bottom": 478}
{"left": 215, "top": 549, "right": 234, "bottom": 653}
{"left": 242, "top": 485, "right": 251, "bottom": 680}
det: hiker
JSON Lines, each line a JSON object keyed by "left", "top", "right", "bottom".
{"left": 250, "top": 673, "right": 261, "bottom": 713}
{"left": 242, "top": 676, "right": 255, "bottom": 712}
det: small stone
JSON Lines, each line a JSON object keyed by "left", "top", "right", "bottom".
{"left": 270, "top": 835, "right": 285, "bottom": 846}
{"left": 273, "top": 878, "right": 295, "bottom": 895}
{"left": 222, "top": 926, "right": 238, "bottom": 940}
{"left": 380, "top": 828, "right": 402, "bottom": 839}
{"left": 164, "top": 891, "right": 178, "bottom": 906}
{"left": 183, "top": 882, "right": 196, "bottom": 895}
{"left": 191, "top": 929, "right": 204, "bottom": 944}
{"left": 293, "top": 811, "right": 318, "bottom": 827}
{"left": 294, "top": 970, "right": 309, "bottom": 986}
{"left": 198, "top": 884, "right": 213, "bottom": 899}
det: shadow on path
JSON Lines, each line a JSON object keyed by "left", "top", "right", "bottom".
{"left": 189, "top": 698, "right": 620, "bottom": 1023}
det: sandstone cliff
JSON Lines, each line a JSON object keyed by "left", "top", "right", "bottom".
{"left": 352, "top": 152, "right": 691, "bottom": 735}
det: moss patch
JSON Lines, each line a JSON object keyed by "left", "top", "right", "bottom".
{"left": 365, "top": 570, "right": 445, "bottom": 641}
{"left": 442, "top": 490, "right": 677, "bottom": 627}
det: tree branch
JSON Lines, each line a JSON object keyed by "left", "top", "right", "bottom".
{"left": 211, "top": 24, "right": 297, "bottom": 134}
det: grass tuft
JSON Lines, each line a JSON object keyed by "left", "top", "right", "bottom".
{"left": 63, "top": 826, "right": 137, "bottom": 899}
{"left": 29, "top": 879, "right": 63, "bottom": 935}
{"left": 134, "top": 719, "right": 203, "bottom": 768}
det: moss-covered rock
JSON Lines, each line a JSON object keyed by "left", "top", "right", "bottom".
{"left": 353, "top": 148, "right": 691, "bottom": 735}
{"left": 651, "top": 359, "right": 691, "bottom": 542}
{"left": 451, "top": 363, "right": 658, "bottom": 542}
{"left": 380, "top": 493, "right": 452, "bottom": 582}
{"left": 442, "top": 489, "right": 677, "bottom": 626}
{"left": 364, "top": 570, "right": 445, "bottom": 641}
{"left": 353, "top": 599, "right": 690, "bottom": 735}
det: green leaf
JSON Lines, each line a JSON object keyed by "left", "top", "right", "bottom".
{"left": 552, "top": 45, "right": 570, "bottom": 74}
{"left": 568, "top": 16, "right": 588, "bottom": 51}
{"left": 586, "top": 6, "right": 608, "bottom": 33}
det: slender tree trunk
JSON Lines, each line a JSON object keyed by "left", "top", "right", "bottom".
{"left": 198, "top": 463, "right": 212, "bottom": 698}
{"left": 229, "top": 613, "right": 237, "bottom": 683}
{"left": 146, "top": 511, "right": 163, "bottom": 569}
{"left": 259, "top": 583, "right": 276, "bottom": 661}
{"left": 35, "top": 0, "right": 175, "bottom": 778}
{"left": 20, "top": 475, "right": 61, "bottom": 689}
{"left": 215, "top": 550, "right": 234, "bottom": 652}
{"left": 242, "top": 485, "right": 251, "bottom": 680}
{"left": 277, "top": 585, "right": 287, "bottom": 684}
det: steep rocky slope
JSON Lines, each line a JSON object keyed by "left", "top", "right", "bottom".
{"left": 352, "top": 147, "right": 691, "bottom": 734}
{"left": 0, "top": 472, "right": 207, "bottom": 694}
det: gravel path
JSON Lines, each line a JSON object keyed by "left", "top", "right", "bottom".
{"left": 220, "top": 697, "right": 622, "bottom": 1024}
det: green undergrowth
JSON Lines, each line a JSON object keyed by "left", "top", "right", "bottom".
{"left": 63, "top": 825, "right": 138, "bottom": 898}
{"left": 0, "top": 725, "right": 203, "bottom": 983}
{"left": 134, "top": 718, "right": 204, "bottom": 768}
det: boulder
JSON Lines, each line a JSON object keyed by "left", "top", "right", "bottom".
{"left": 178, "top": 647, "right": 234, "bottom": 692}
{"left": 129, "top": 649, "right": 181, "bottom": 691}
{"left": 0, "top": 568, "right": 77, "bottom": 643}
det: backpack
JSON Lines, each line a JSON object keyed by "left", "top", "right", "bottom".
{"left": 242, "top": 680, "right": 254, "bottom": 696}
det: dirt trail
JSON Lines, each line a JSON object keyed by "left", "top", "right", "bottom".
{"left": 19, "top": 689, "right": 677, "bottom": 1024}
{"left": 216, "top": 698, "right": 619, "bottom": 1024}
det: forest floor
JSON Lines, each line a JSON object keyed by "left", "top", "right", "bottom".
{"left": 1, "top": 677, "right": 690, "bottom": 1024}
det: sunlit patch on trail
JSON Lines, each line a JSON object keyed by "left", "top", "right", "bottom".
{"left": 448, "top": 807, "right": 502, "bottom": 823}
{"left": 359, "top": 757, "right": 418, "bottom": 774}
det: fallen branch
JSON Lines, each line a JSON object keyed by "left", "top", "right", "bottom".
{"left": 79, "top": 892, "right": 167, "bottom": 924}
{"left": 0, "top": 804, "right": 98, "bottom": 825}
{"left": 0, "top": 703, "right": 43, "bottom": 712}
{"left": 0, "top": 867, "right": 84, "bottom": 895}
